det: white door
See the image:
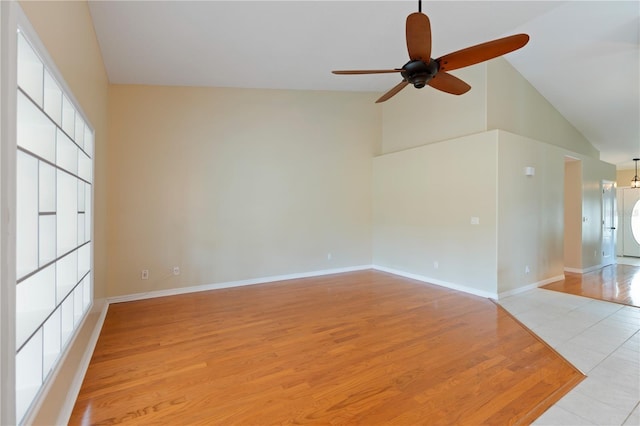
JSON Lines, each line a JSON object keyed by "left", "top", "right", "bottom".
{"left": 623, "top": 188, "right": 640, "bottom": 257}
{"left": 602, "top": 181, "right": 616, "bottom": 265}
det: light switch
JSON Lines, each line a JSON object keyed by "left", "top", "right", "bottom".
{"left": 471, "top": 217, "right": 480, "bottom": 225}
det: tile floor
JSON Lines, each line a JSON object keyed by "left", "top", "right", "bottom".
{"left": 498, "top": 287, "right": 640, "bottom": 425}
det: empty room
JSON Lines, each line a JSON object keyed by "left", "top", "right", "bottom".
{"left": 1, "top": 0, "right": 639, "bottom": 425}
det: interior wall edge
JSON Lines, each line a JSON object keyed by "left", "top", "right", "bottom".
{"left": 496, "top": 130, "right": 566, "bottom": 293}
{"left": 486, "top": 58, "right": 599, "bottom": 160}
{"left": 372, "top": 130, "right": 499, "bottom": 295}
{"left": 380, "top": 64, "right": 488, "bottom": 155}
{"left": 374, "top": 128, "right": 500, "bottom": 158}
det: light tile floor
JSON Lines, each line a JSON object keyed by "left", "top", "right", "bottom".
{"left": 498, "top": 288, "right": 640, "bottom": 425}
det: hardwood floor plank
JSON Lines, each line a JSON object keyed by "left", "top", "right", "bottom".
{"left": 543, "top": 264, "right": 640, "bottom": 307}
{"left": 70, "top": 270, "right": 582, "bottom": 425}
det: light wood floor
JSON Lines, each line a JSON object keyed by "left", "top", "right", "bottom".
{"left": 70, "top": 270, "right": 583, "bottom": 425}
{"left": 543, "top": 264, "right": 640, "bottom": 307}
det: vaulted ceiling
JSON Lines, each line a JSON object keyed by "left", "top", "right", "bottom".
{"left": 88, "top": 1, "right": 639, "bottom": 168}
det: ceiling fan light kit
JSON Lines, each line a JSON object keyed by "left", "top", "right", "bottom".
{"left": 332, "top": 0, "right": 530, "bottom": 103}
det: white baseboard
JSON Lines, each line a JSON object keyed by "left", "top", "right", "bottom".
{"left": 564, "top": 264, "right": 604, "bottom": 274}
{"left": 107, "top": 265, "right": 373, "bottom": 304}
{"left": 497, "top": 274, "right": 565, "bottom": 299}
{"left": 57, "top": 299, "right": 109, "bottom": 425}
{"left": 372, "top": 265, "right": 498, "bottom": 299}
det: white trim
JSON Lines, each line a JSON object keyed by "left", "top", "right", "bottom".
{"left": 497, "top": 275, "right": 565, "bottom": 299}
{"left": 564, "top": 264, "right": 603, "bottom": 274}
{"left": 11, "top": 4, "right": 97, "bottom": 424}
{"left": 55, "top": 299, "right": 108, "bottom": 426}
{"left": 372, "top": 265, "right": 498, "bottom": 299}
{"left": 14, "top": 5, "right": 93, "bottom": 132}
{"left": 107, "top": 265, "right": 373, "bottom": 304}
{"left": 0, "top": 1, "right": 18, "bottom": 423}
{"left": 21, "top": 299, "right": 107, "bottom": 425}
{"left": 582, "top": 264, "right": 605, "bottom": 273}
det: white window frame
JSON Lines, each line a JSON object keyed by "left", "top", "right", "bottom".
{"left": 1, "top": 1, "right": 19, "bottom": 424}
{"left": 0, "top": 1, "right": 95, "bottom": 424}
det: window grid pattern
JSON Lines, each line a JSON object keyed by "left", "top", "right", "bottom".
{"left": 15, "top": 30, "right": 93, "bottom": 422}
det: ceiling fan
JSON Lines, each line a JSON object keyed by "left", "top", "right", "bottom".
{"left": 332, "top": 0, "right": 530, "bottom": 103}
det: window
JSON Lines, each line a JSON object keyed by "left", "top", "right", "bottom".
{"left": 632, "top": 199, "right": 640, "bottom": 246}
{"left": 15, "top": 28, "right": 93, "bottom": 422}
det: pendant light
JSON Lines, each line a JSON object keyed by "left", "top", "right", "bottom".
{"left": 632, "top": 158, "right": 640, "bottom": 188}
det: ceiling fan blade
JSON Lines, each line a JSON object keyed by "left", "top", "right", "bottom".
{"left": 406, "top": 12, "right": 432, "bottom": 61}
{"left": 437, "top": 34, "right": 529, "bottom": 72}
{"left": 376, "top": 81, "right": 409, "bottom": 103}
{"left": 428, "top": 72, "right": 471, "bottom": 95}
{"left": 332, "top": 69, "right": 403, "bottom": 75}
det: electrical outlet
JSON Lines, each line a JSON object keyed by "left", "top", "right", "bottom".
{"left": 141, "top": 269, "right": 149, "bottom": 280}
{"left": 327, "top": 253, "right": 332, "bottom": 261}
{"left": 172, "top": 266, "right": 180, "bottom": 276}
{"left": 525, "top": 265, "right": 530, "bottom": 274}
{"left": 433, "top": 261, "right": 439, "bottom": 269}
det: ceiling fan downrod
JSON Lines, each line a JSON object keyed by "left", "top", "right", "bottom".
{"left": 418, "top": 0, "right": 422, "bottom": 13}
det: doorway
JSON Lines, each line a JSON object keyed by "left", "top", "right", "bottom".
{"left": 619, "top": 187, "right": 640, "bottom": 257}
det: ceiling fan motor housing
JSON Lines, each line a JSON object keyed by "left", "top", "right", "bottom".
{"left": 401, "top": 60, "right": 439, "bottom": 88}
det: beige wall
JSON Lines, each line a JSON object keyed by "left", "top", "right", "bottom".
{"left": 617, "top": 168, "right": 637, "bottom": 188}
{"left": 373, "top": 132, "right": 499, "bottom": 295}
{"left": 496, "top": 131, "right": 565, "bottom": 293}
{"left": 18, "top": 1, "right": 109, "bottom": 424}
{"left": 490, "top": 131, "right": 613, "bottom": 290}
{"left": 375, "top": 58, "right": 614, "bottom": 295}
{"left": 380, "top": 58, "right": 600, "bottom": 161}
{"left": 564, "top": 160, "right": 582, "bottom": 269}
{"left": 107, "top": 85, "right": 379, "bottom": 297}
{"left": 487, "top": 58, "right": 599, "bottom": 160}
{"left": 20, "top": 0, "right": 109, "bottom": 299}
{"left": 381, "top": 66, "right": 487, "bottom": 154}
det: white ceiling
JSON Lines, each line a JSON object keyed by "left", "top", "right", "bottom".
{"left": 88, "top": 1, "right": 639, "bottom": 168}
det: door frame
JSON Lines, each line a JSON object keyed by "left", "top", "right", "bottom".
{"left": 601, "top": 180, "right": 616, "bottom": 266}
